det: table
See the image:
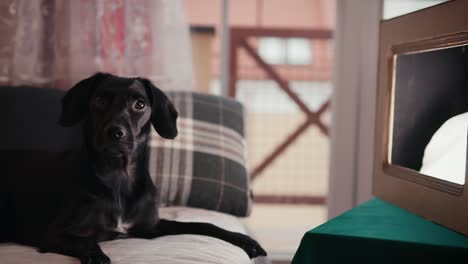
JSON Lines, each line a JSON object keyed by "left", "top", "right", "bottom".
{"left": 292, "top": 198, "right": 468, "bottom": 263}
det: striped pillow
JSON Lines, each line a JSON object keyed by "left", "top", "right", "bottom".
{"left": 148, "top": 92, "right": 252, "bottom": 217}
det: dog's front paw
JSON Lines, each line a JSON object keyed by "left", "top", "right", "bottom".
{"left": 231, "top": 233, "right": 267, "bottom": 259}
{"left": 80, "top": 252, "right": 111, "bottom": 264}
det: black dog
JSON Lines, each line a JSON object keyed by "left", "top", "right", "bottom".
{"left": 0, "top": 73, "right": 266, "bottom": 263}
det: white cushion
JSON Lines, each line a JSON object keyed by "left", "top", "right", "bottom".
{"left": 0, "top": 207, "right": 253, "bottom": 264}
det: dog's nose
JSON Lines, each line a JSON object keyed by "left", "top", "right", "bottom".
{"left": 107, "top": 126, "right": 126, "bottom": 141}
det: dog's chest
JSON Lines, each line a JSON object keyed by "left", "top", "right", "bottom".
{"left": 114, "top": 216, "right": 132, "bottom": 234}
{"left": 109, "top": 197, "right": 134, "bottom": 234}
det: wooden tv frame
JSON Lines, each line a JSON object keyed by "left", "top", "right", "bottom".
{"left": 373, "top": 0, "right": 468, "bottom": 236}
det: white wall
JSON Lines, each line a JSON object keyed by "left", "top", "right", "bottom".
{"left": 327, "top": 0, "right": 382, "bottom": 219}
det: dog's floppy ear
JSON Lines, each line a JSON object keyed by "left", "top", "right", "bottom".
{"left": 139, "top": 78, "right": 178, "bottom": 139}
{"left": 59, "top": 72, "right": 110, "bottom": 127}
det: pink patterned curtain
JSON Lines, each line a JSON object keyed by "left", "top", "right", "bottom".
{"left": 0, "top": 0, "right": 194, "bottom": 90}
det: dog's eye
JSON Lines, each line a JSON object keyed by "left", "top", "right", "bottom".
{"left": 134, "top": 99, "right": 146, "bottom": 110}
{"left": 94, "top": 96, "right": 106, "bottom": 107}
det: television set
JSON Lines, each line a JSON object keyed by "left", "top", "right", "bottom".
{"left": 373, "top": 0, "right": 468, "bottom": 236}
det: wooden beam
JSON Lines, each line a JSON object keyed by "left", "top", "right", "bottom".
{"left": 231, "top": 27, "right": 333, "bottom": 39}
{"left": 241, "top": 40, "right": 312, "bottom": 115}
{"left": 251, "top": 119, "right": 312, "bottom": 180}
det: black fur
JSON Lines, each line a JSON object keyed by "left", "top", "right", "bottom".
{"left": 0, "top": 73, "right": 266, "bottom": 264}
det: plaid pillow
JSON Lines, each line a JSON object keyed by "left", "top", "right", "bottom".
{"left": 148, "top": 92, "right": 252, "bottom": 217}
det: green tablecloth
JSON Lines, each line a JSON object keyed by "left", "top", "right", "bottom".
{"left": 292, "top": 198, "right": 468, "bottom": 263}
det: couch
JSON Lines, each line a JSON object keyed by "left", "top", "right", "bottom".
{"left": 0, "top": 86, "right": 270, "bottom": 264}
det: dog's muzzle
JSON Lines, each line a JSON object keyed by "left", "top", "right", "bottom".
{"left": 96, "top": 122, "right": 134, "bottom": 156}
{"left": 107, "top": 125, "right": 127, "bottom": 142}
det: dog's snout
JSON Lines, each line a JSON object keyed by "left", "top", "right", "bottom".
{"left": 107, "top": 126, "right": 127, "bottom": 141}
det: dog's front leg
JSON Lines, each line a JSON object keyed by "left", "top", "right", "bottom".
{"left": 39, "top": 234, "right": 110, "bottom": 264}
{"left": 130, "top": 219, "right": 266, "bottom": 259}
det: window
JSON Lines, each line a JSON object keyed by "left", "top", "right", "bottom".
{"left": 383, "top": 0, "right": 448, "bottom": 20}
{"left": 258, "top": 37, "right": 312, "bottom": 65}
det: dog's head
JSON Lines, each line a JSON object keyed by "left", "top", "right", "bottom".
{"left": 59, "top": 72, "right": 178, "bottom": 157}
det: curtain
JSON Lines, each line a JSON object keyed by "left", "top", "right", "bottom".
{"left": 0, "top": 0, "right": 194, "bottom": 90}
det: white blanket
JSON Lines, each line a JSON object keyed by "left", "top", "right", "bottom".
{"left": 0, "top": 207, "right": 253, "bottom": 264}
{"left": 420, "top": 112, "right": 467, "bottom": 185}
